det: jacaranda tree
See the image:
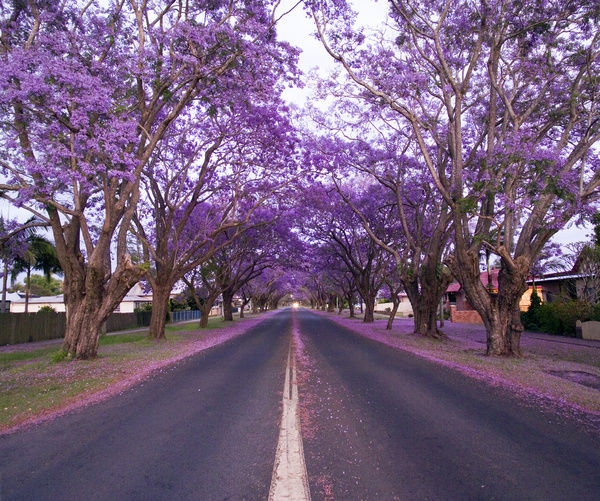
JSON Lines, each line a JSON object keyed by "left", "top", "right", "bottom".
{"left": 310, "top": 0, "right": 600, "bottom": 355}
{"left": 0, "top": 0, "right": 299, "bottom": 358}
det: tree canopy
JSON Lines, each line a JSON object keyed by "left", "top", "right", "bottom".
{"left": 1, "top": 0, "right": 599, "bottom": 358}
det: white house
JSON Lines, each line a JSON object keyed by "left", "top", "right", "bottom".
{"left": 7, "top": 283, "right": 154, "bottom": 313}
{"left": 373, "top": 294, "right": 414, "bottom": 317}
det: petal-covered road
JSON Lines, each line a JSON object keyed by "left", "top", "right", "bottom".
{"left": 1, "top": 309, "right": 599, "bottom": 500}
{"left": 296, "top": 309, "right": 600, "bottom": 500}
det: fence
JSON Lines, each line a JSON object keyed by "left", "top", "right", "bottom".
{"left": 170, "top": 310, "right": 201, "bottom": 323}
{"left": 0, "top": 311, "right": 67, "bottom": 345}
{"left": 105, "top": 311, "right": 153, "bottom": 332}
{"left": 0, "top": 309, "right": 202, "bottom": 346}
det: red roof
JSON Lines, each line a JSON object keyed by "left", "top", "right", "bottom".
{"left": 446, "top": 269, "right": 499, "bottom": 293}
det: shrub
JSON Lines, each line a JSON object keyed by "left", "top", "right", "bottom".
{"left": 537, "top": 300, "right": 594, "bottom": 337}
{"left": 522, "top": 288, "right": 542, "bottom": 331}
{"left": 37, "top": 305, "right": 57, "bottom": 313}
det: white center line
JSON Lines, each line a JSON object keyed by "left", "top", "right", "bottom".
{"left": 268, "top": 337, "right": 311, "bottom": 501}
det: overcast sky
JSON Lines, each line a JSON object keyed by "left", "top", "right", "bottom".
{"left": 277, "top": 0, "right": 389, "bottom": 105}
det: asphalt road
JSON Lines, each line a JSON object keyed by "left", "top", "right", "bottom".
{"left": 0, "top": 312, "right": 290, "bottom": 500}
{"left": 296, "top": 309, "right": 600, "bottom": 500}
{"left": 2, "top": 309, "right": 600, "bottom": 500}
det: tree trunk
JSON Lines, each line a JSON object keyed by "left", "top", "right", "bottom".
{"left": 386, "top": 298, "right": 400, "bottom": 330}
{"left": 327, "top": 293, "right": 336, "bottom": 312}
{"left": 62, "top": 278, "right": 106, "bottom": 359}
{"left": 61, "top": 257, "right": 142, "bottom": 359}
{"left": 222, "top": 289, "right": 235, "bottom": 322}
{"left": 148, "top": 283, "right": 172, "bottom": 341}
{"left": 1, "top": 261, "right": 8, "bottom": 313}
{"left": 446, "top": 251, "right": 528, "bottom": 357}
{"left": 363, "top": 295, "right": 375, "bottom": 323}
{"left": 402, "top": 275, "right": 448, "bottom": 339}
{"left": 198, "top": 293, "right": 220, "bottom": 328}
{"left": 345, "top": 293, "right": 355, "bottom": 318}
{"left": 484, "top": 266, "right": 527, "bottom": 357}
{"left": 412, "top": 300, "right": 445, "bottom": 339}
{"left": 24, "top": 267, "right": 31, "bottom": 313}
{"left": 199, "top": 302, "right": 211, "bottom": 328}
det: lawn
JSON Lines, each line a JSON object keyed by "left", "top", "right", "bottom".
{"left": 0, "top": 315, "right": 266, "bottom": 434}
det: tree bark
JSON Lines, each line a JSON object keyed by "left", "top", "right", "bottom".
{"left": 402, "top": 267, "right": 451, "bottom": 339}
{"left": 386, "top": 298, "right": 400, "bottom": 330}
{"left": 1, "top": 261, "right": 8, "bottom": 313}
{"left": 148, "top": 283, "right": 172, "bottom": 341}
{"left": 447, "top": 251, "right": 528, "bottom": 357}
{"left": 199, "top": 301, "right": 213, "bottom": 328}
{"left": 363, "top": 295, "right": 375, "bottom": 323}
{"left": 61, "top": 255, "right": 143, "bottom": 359}
{"left": 327, "top": 293, "right": 336, "bottom": 312}
{"left": 222, "top": 289, "right": 235, "bottom": 322}
{"left": 62, "top": 296, "right": 103, "bottom": 360}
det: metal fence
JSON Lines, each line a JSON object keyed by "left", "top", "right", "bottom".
{"left": 170, "top": 310, "right": 201, "bottom": 323}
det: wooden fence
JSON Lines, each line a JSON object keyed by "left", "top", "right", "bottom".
{"left": 0, "top": 311, "right": 153, "bottom": 346}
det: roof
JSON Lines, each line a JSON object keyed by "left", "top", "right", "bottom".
{"left": 528, "top": 273, "right": 588, "bottom": 284}
{"left": 446, "top": 269, "right": 499, "bottom": 293}
{"left": 8, "top": 294, "right": 65, "bottom": 304}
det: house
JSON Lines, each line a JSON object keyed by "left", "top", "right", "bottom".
{"left": 374, "top": 293, "right": 414, "bottom": 317}
{"left": 446, "top": 269, "right": 542, "bottom": 324}
{"left": 6, "top": 283, "right": 154, "bottom": 313}
{"left": 8, "top": 293, "right": 66, "bottom": 313}
{"left": 526, "top": 272, "right": 582, "bottom": 304}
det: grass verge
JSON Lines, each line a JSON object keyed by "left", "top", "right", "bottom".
{"left": 0, "top": 315, "right": 254, "bottom": 434}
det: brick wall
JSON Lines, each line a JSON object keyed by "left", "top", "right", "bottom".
{"left": 450, "top": 306, "right": 483, "bottom": 324}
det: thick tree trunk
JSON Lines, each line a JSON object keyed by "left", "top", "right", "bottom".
{"left": 413, "top": 300, "right": 444, "bottom": 339}
{"left": 447, "top": 251, "right": 528, "bottom": 357}
{"left": 222, "top": 289, "right": 235, "bottom": 322}
{"left": 484, "top": 305, "right": 523, "bottom": 356}
{"left": 199, "top": 303, "right": 212, "bottom": 328}
{"left": 62, "top": 299, "right": 104, "bottom": 359}
{"left": 363, "top": 296, "right": 375, "bottom": 323}
{"left": 198, "top": 293, "right": 220, "bottom": 328}
{"left": 148, "top": 283, "right": 172, "bottom": 341}
{"left": 484, "top": 266, "right": 527, "bottom": 356}
{"left": 403, "top": 274, "right": 449, "bottom": 339}
{"left": 61, "top": 257, "right": 143, "bottom": 359}
{"left": 327, "top": 293, "right": 336, "bottom": 312}
{"left": 345, "top": 293, "right": 355, "bottom": 318}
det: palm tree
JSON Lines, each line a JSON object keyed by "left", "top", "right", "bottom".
{"left": 11, "top": 236, "right": 62, "bottom": 312}
{"left": 1, "top": 216, "right": 49, "bottom": 313}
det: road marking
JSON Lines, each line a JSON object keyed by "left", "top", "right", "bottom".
{"left": 268, "top": 340, "right": 311, "bottom": 500}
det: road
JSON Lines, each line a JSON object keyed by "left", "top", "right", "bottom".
{"left": 2, "top": 309, "right": 600, "bottom": 500}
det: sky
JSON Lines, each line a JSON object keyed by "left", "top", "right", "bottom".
{"left": 277, "top": 0, "right": 390, "bottom": 105}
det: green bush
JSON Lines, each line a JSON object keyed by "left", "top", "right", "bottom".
{"left": 37, "top": 305, "right": 57, "bottom": 313}
{"left": 522, "top": 288, "right": 542, "bottom": 331}
{"left": 531, "top": 300, "right": 594, "bottom": 337}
